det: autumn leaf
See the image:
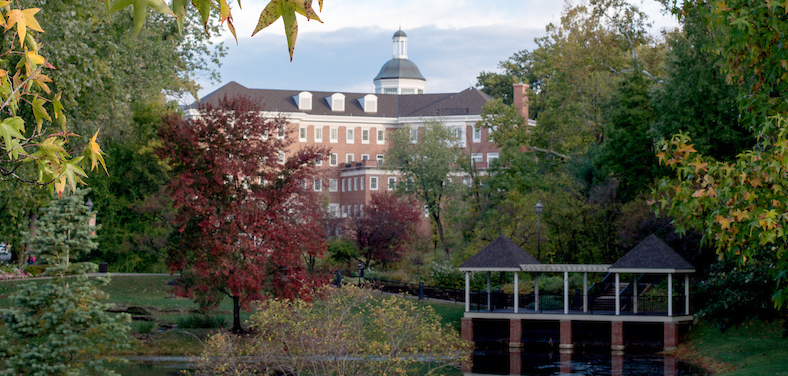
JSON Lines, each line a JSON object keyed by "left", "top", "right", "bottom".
{"left": 4, "top": 8, "right": 44, "bottom": 48}
{"left": 253, "top": 0, "right": 323, "bottom": 61}
{"left": 32, "top": 95, "right": 51, "bottom": 132}
{"left": 108, "top": 0, "right": 175, "bottom": 37}
{"left": 0, "top": 116, "right": 25, "bottom": 159}
{"left": 84, "top": 129, "right": 108, "bottom": 174}
{"left": 732, "top": 208, "right": 750, "bottom": 221}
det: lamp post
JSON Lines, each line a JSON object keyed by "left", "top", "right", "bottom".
{"left": 357, "top": 261, "right": 364, "bottom": 285}
{"left": 535, "top": 200, "right": 543, "bottom": 260}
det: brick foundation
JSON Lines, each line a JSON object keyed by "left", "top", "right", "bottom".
{"left": 611, "top": 321, "right": 625, "bottom": 352}
{"left": 509, "top": 319, "right": 523, "bottom": 348}
{"left": 559, "top": 320, "right": 573, "bottom": 350}
{"left": 664, "top": 322, "right": 678, "bottom": 352}
{"left": 461, "top": 317, "right": 473, "bottom": 343}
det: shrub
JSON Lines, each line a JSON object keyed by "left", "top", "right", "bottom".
{"left": 132, "top": 321, "right": 156, "bottom": 334}
{"left": 176, "top": 314, "right": 228, "bottom": 329}
{"left": 0, "top": 266, "right": 32, "bottom": 280}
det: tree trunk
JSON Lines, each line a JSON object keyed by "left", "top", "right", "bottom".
{"left": 432, "top": 212, "right": 450, "bottom": 255}
{"left": 231, "top": 295, "right": 242, "bottom": 333}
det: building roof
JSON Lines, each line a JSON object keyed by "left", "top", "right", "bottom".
{"left": 459, "top": 236, "right": 540, "bottom": 271}
{"left": 609, "top": 234, "right": 695, "bottom": 273}
{"left": 195, "top": 81, "right": 491, "bottom": 118}
{"left": 373, "top": 58, "right": 426, "bottom": 81}
{"left": 393, "top": 29, "right": 407, "bottom": 38}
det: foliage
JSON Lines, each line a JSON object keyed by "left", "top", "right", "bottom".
{"left": 326, "top": 238, "right": 359, "bottom": 271}
{"left": 86, "top": 101, "right": 176, "bottom": 272}
{"left": 696, "top": 257, "right": 780, "bottom": 331}
{"left": 654, "top": 0, "right": 788, "bottom": 308}
{"left": 387, "top": 121, "right": 461, "bottom": 254}
{"left": 175, "top": 314, "right": 228, "bottom": 329}
{"left": 157, "top": 96, "right": 327, "bottom": 332}
{"left": 0, "top": 274, "right": 131, "bottom": 376}
{"left": 352, "top": 192, "right": 422, "bottom": 269}
{"left": 197, "top": 285, "right": 470, "bottom": 376}
{"left": 26, "top": 188, "right": 98, "bottom": 271}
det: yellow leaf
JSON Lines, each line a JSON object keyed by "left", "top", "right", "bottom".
{"left": 716, "top": 215, "right": 733, "bottom": 230}
{"left": 5, "top": 8, "right": 44, "bottom": 48}
{"left": 731, "top": 209, "right": 750, "bottom": 221}
{"left": 692, "top": 189, "right": 707, "bottom": 198}
{"left": 690, "top": 161, "right": 708, "bottom": 173}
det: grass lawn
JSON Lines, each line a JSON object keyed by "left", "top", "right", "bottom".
{"left": 679, "top": 320, "right": 788, "bottom": 376}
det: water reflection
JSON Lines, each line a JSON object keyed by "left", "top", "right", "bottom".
{"left": 468, "top": 349, "right": 706, "bottom": 376}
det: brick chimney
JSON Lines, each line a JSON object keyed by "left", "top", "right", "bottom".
{"left": 512, "top": 82, "right": 529, "bottom": 122}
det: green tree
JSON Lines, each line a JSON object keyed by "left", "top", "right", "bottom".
{"left": 654, "top": 0, "right": 788, "bottom": 308}
{"left": 387, "top": 121, "right": 460, "bottom": 255}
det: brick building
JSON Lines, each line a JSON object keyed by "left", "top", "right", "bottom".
{"left": 188, "top": 30, "right": 532, "bottom": 219}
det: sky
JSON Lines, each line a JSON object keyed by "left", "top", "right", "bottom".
{"left": 193, "top": 0, "right": 679, "bottom": 101}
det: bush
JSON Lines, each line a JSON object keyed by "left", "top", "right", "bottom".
{"left": 132, "top": 321, "right": 156, "bottom": 334}
{"left": 23, "top": 264, "right": 47, "bottom": 277}
{"left": 176, "top": 314, "right": 228, "bottom": 329}
{"left": 0, "top": 266, "right": 32, "bottom": 280}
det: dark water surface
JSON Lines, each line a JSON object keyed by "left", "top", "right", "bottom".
{"left": 115, "top": 350, "right": 708, "bottom": 375}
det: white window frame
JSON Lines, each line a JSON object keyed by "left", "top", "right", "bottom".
{"left": 473, "top": 126, "right": 482, "bottom": 142}
{"left": 329, "top": 179, "right": 337, "bottom": 192}
{"left": 342, "top": 178, "right": 346, "bottom": 192}
{"left": 388, "top": 177, "right": 396, "bottom": 190}
{"left": 315, "top": 153, "right": 322, "bottom": 166}
{"left": 360, "top": 204, "right": 364, "bottom": 218}
{"left": 346, "top": 128, "right": 355, "bottom": 144}
{"left": 360, "top": 176, "right": 365, "bottom": 190}
{"left": 370, "top": 177, "right": 378, "bottom": 190}
{"left": 487, "top": 153, "right": 499, "bottom": 168}
{"left": 330, "top": 153, "right": 338, "bottom": 166}
{"left": 377, "top": 129, "right": 385, "bottom": 144}
{"left": 313, "top": 179, "right": 322, "bottom": 191}
{"left": 410, "top": 127, "right": 418, "bottom": 143}
{"left": 277, "top": 124, "right": 286, "bottom": 140}
{"left": 330, "top": 127, "right": 338, "bottom": 143}
{"left": 354, "top": 177, "right": 358, "bottom": 191}
{"left": 361, "top": 154, "right": 369, "bottom": 161}
{"left": 376, "top": 154, "right": 385, "bottom": 165}
{"left": 471, "top": 153, "right": 483, "bottom": 163}
{"left": 346, "top": 154, "right": 354, "bottom": 164}
{"left": 315, "top": 127, "right": 323, "bottom": 142}
{"left": 299, "top": 127, "right": 307, "bottom": 142}
{"left": 463, "top": 177, "right": 472, "bottom": 187}
{"left": 361, "top": 128, "right": 370, "bottom": 144}
{"left": 329, "top": 203, "right": 339, "bottom": 218}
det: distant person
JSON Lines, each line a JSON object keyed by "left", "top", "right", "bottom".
{"left": 28, "top": 256, "right": 36, "bottom": 265}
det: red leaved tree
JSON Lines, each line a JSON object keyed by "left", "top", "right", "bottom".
{"left": 158, "top": 96, "right": 327, "bottom": 332}
{"left": 352, "top": 192, "right": 422, "bottom": 269}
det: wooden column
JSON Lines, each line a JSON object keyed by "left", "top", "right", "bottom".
{"left": 583, "top": 272, "right": 588, "bottom": 313}
{"left": 534, "top": 274, "right": 540, "bottom": 312}
{"left": 633, "top": 274, "right": 638, "bottom": 314}
{"left": 615, "top": 273, "right": 620, "bottom": 316}
{"left": 668, "top": 273, "right": 673, "bottom": 317}
{"left": 611, "top": 321, "right": 625, "bottom": 352}
{"left": 509, "top": 319, "right": 523, "bottom": 348}
{"left": 465, "top": 272, "right": 470, "bottom": 312}
{"left": 685, "top": 274, "right": 690, "bottom": 315}
{"left": 514, "top": 272, "right": 519, "bottom": 313}
{"left": 559, "top": 320, "right": 573, "bottom": 351}
{"left": 564, "top": 271, "right": 569, "bottom": 314}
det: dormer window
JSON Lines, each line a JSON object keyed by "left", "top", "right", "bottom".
{"left": 359, "top": 94, "right": 377, "bottom": 113}
{"left": 293, "top": 91, "right": 312, "bottom": 110}
{"left": 328, "top": 93, "right": 345, "bottom": 111}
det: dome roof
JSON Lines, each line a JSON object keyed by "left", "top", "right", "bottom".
{"left": 373, "top": 58, "right": 425, "bottom": 81}
{"left": 393, "top": 29, "right": 407, "bottom": 38}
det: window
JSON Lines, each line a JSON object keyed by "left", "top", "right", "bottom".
{"left": 315, "top": 127, "right": 323, "bottom": 142}
{"left": 299, "top": 127, "right": 307, "bottom": 142}
{"left": 301, "top": 179, "right": 308, "bottom": 190}
{"left": 370, "top": 177, "right": 378, "bottom": 190}
{"left": 487, "top": 153, "right": 499, "bottom": 168}
{"left": 383, "top": 87, "right": 397, "bottom": 94}
{"left": 329, "top": 204, "right": 339, "bottom": 218}
{"left": 342, "top": 178, "right": 346, "bottom": 192}
{"left": 277, "top": 151, "right": 285, "bottom": 164}
{"left": 354, "top": 177, "right": 358, "bottom": 191}
{"left": 361, "top": 129, "right": 370, "bottom": 143}
{"left": 353, "top": 205, "right": 358, "bottom": 217}
{"left": 377, "top": 154, "right": 385, "bottom": 165}
{"left": 377, "top": 129, "right": 385, "bottom": 144}
{"left": 360, "top": 204, "right": 364, "bottom": 217}
{"left": 330, "top": 153, "right": 338, "bottom": 166}
{"left": 330, "top": 128, "right": 338, "bottom": 143}
{"left": 471, "top": 153, "right": 483, "bottom": 163}
{"left": 388, "top": 177, "right": 396, "bottom": 190}
{"left": 313, "top": 179, "right": 322, "bottom": 191}
{"left": 473, "top": 126, "right": 481, "bottom": 142}
{"left": 315, "top": 153, "right": 322, "bottom": 166}
{"left": 410, "top": 127, "right": 418, "bottom": 143}
{"left": 361, "top": 154, "right": 369, "bottom": 161}
{"left": 346, "top": 128, "right": 354, "bottom": 144}
{"left": 463, "top": 177, "right": 472, "bottom": 187}
{"left": 424, "top": 205, "right": 429, "bottom": 218}
{"left": 277, "top": 124, "right": 286, "bottom": 139}
{"left": 342, "top": 205, "right": 347, "bottom": 218}
{"left": 346, "top": 154, "right": 354, "bottom": 164}
{"left": 360, "top": 176, "right": 365, "bottom": 190}
{"left": 329, "top": 179, "right": 337, "bottom": 192}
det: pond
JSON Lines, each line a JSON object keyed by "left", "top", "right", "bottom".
{"left": 114, "top": 350, "right": 707, "bottom": 376}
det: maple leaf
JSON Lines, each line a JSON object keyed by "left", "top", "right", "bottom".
{"left": 690, "top": 161, "right": 708, "bottom": 173}
{"left": 731, "top": 208, "right": 750, "bottom": 221}
{"left": 84, "top": 129, "right": 108, "bottom": 174}
{"left": 716, "top": 215, "right": 733, "bottom": 230}
{"left": 253, "top": 0, "right": 323, "bottom": 61}
{"left": 108, "top": 0, "right": 175, "bottom": 37}
{"left": 4, "top": 8, "right": 44, "bottom": 48}
{"left": 0, "top": 116, "right": 25, "bottom": 159}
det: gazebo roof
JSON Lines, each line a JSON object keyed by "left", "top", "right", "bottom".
{"left": 459, "top": 236, "right": 540, "bottom": 272}
{"left": 609, "top": 234, "right": 695, "bottom": 273}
